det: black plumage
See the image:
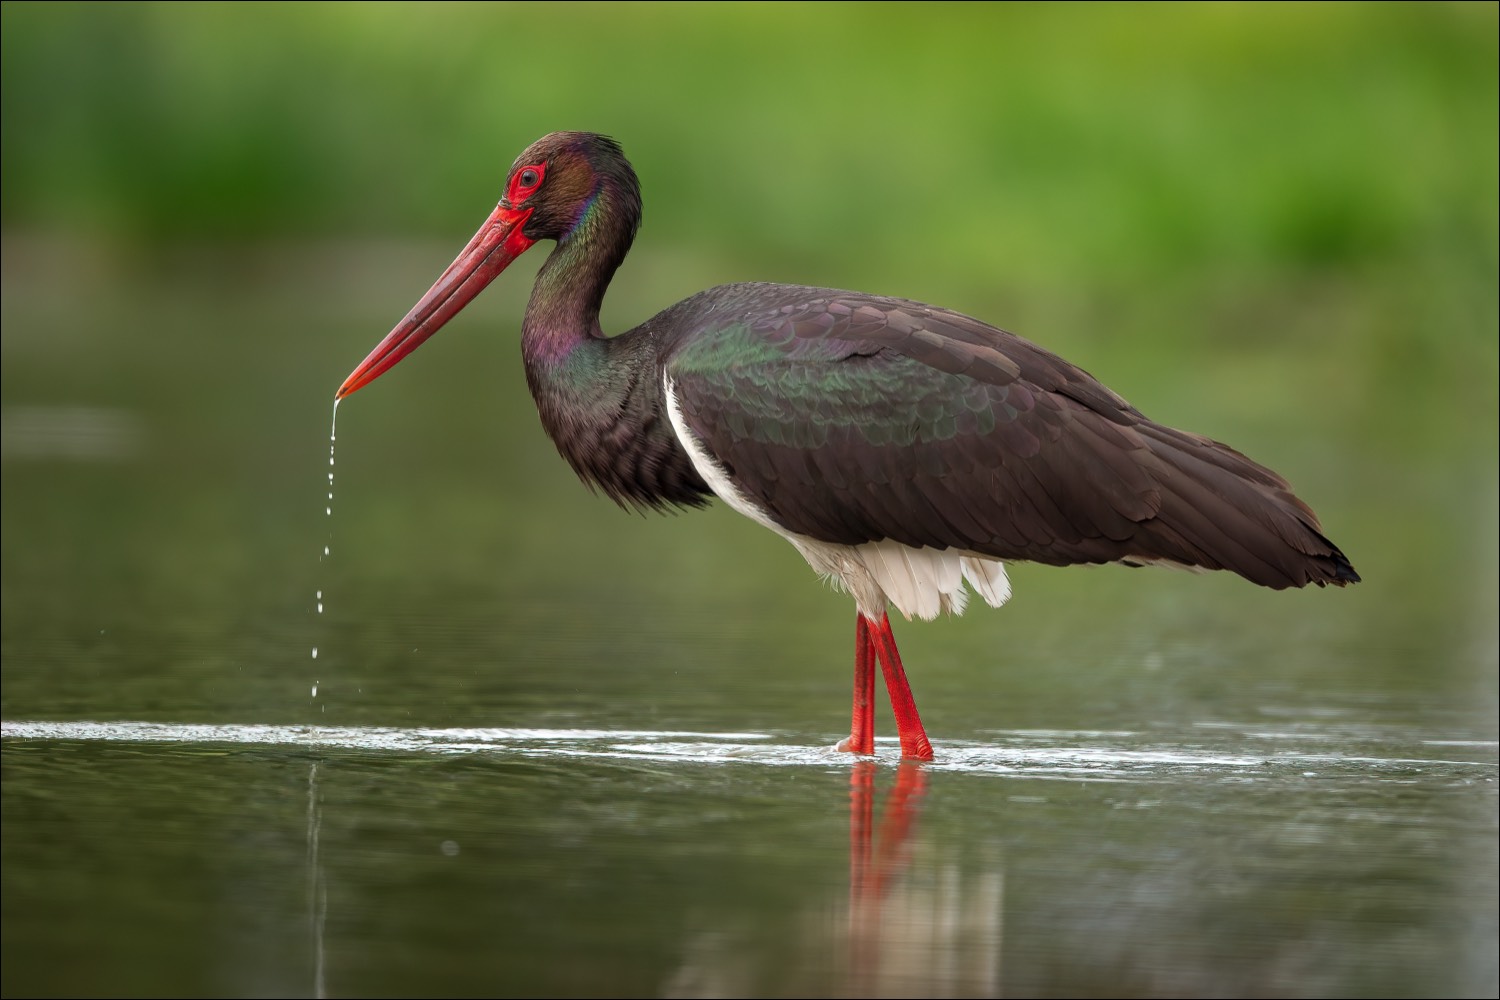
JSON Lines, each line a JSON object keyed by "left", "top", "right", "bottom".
{"left": 660, "top": 285, "right": 1357, "bottom": 590}
{"left": 338, "top": 131, "right": 1359, "bottom": 761}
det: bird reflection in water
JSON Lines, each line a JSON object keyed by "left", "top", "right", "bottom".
{"left": 666, "top": 762, "right": 1003, "bottom": 998}
{"left": 843, "top": 762, "right": 1002, "bottom": 998}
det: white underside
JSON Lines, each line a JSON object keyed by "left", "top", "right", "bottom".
{"left": 665, "top": 379, "right": 1012, "bottom": 621}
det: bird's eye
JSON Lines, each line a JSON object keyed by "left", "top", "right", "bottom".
{"left": 510, "top": 163, "right": 546, "bottom": 203}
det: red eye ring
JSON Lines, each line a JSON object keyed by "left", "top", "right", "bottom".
{"left": 510, "top": 163, "right": 546, "bottom": 202}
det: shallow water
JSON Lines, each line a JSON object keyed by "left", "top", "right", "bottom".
{"left": 2, "top": 721, "right": 1493, "bottom": 997}
{"left": 2, "top": 243, "right": 1496, "bottom": 996}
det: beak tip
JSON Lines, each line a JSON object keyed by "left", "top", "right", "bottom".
{"left": 335, "top": 373, "right": 364, "bottom": 400}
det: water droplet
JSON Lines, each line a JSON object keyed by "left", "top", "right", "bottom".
{"left": 314, "top": 404, "right": 337, "bottom": 702}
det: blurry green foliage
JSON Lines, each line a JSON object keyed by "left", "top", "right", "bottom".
{"left": 2, "top": 2, "right": 1494, "bottom": 281}
{"left": 1, "top": 2, "right": 1495, "bottom": 465}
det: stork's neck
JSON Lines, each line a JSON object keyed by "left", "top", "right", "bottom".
{"left": 519, "top": 182, "right": 634, "bottom": 439}
{"left": 518, "top": 186, "right": 709, "bottom": 512}
{"left": 520, "top": 167, "right": 638, "bottom": 368}
{"left": 523, "top": 239, "right": 610, "bottom": 362}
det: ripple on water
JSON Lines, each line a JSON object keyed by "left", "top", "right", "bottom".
{"left": 1, "top": 720, "right": 1493, "bottom": 784}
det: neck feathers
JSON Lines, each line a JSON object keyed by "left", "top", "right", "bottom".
{"left": 519, "top": 165, "right": 707, "bottom": 512}
{"left": 524, "top": 333, "right": 710, "bottom": 512}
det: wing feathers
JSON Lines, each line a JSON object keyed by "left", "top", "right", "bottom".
{"left": 662, "top": 283, "right": 1357, "bottom": 591}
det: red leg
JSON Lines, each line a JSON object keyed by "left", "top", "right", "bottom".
{"left": 870, "top": 613, "right": 934, "bottom": 761}
{"left": 836, "top": 614, "right": 876, "bottom": 755}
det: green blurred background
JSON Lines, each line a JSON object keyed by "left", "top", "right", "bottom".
{"left": 1, "top": 1, "right": 1496, "bottom": 728}
{"left": 4, "top": 1, "right": 1494, "bottom": 423}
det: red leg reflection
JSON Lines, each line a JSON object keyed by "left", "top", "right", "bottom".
{"left": 848, "top": 762, "right": 928, "bottom": 900}
{"left": 848, "top": 760, "right": 876, "bottom": 912}
{"left": 869, "top": 762, "right": 926, "bottom": 896}
{"left": 846, "top": 761, "right": 930, "bottom": 991}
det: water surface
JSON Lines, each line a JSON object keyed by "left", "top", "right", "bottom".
{"left": 2, "top": 243, "right": 1495, "bottom": 996}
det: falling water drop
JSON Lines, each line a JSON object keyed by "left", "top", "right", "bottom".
{"left": 312, "top": 400, "right": 338, "bottom": 702}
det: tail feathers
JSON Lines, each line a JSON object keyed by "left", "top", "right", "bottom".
{"left": 1309, "top": 531, "right": 1361, "bottom": 587}
{"left": 1136, "top": 423, "right": 1360, "bottom": 590}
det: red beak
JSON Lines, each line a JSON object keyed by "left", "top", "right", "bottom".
{"left": 337, "top": 203, "right": 537, "bottom": 399}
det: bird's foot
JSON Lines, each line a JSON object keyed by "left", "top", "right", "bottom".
{"left": 836, "top": 734, "right": 875, "bottom": 755}
{"left": 898, "top": 734, "right": 935, "bottom": 762}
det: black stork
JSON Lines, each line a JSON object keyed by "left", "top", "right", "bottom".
{"left": 337, "top": 132, "right": 1359, "bottom": 761}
